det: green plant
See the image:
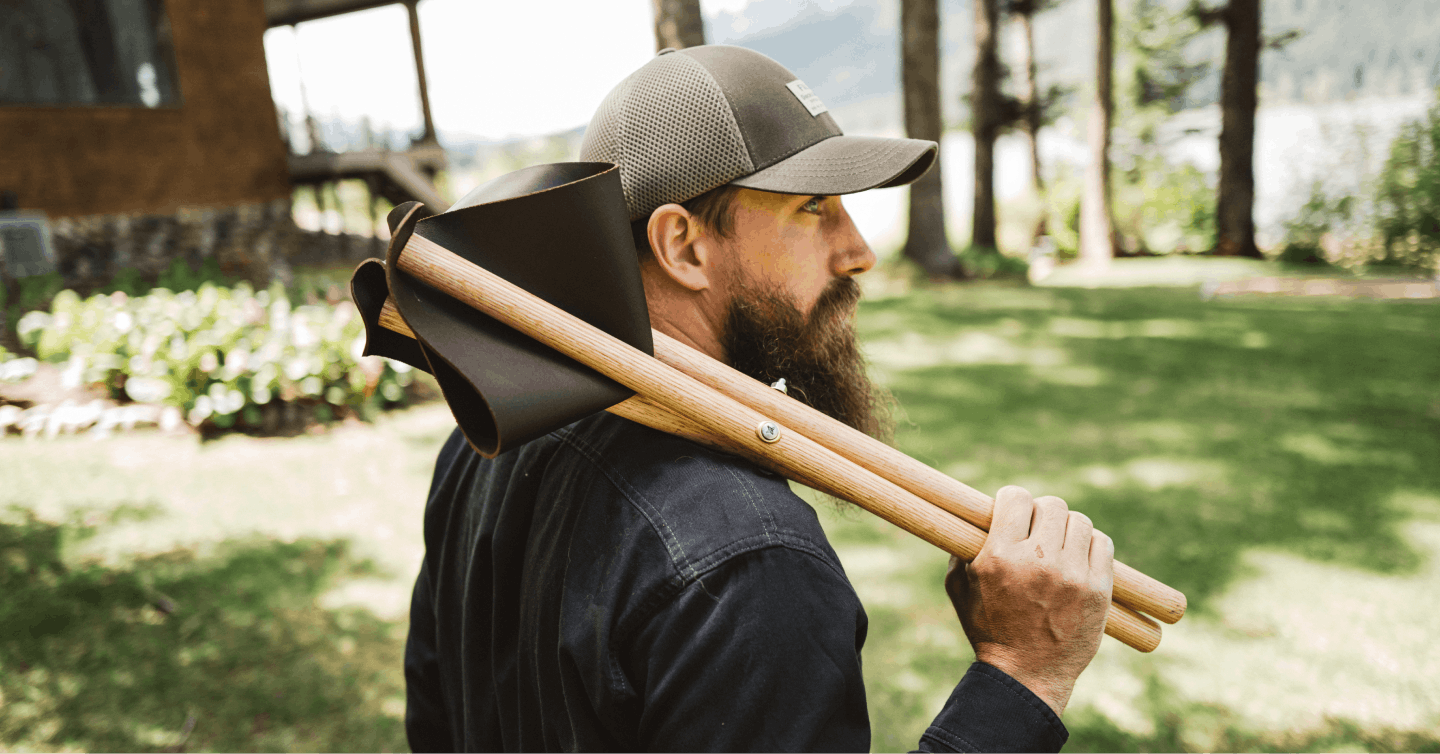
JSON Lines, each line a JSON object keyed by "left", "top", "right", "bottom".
{"left": 1276, "top": 182, "right": 1354, "bottom": 267}
{"left": 1115, "top": 156, "right": 1217, "bottom": 254}
{"left": 1373, "top": 98, "right": 1440, "bottom": 273}
{"left": 958, "top": 246, "right": 1030, "bottom": 279}
{"left": 14, "top": 282, "right": 416, "bottom": 431}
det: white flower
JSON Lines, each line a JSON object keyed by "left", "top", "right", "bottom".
{"left": 124, "top": 376, "right": 173, "bottom": 403}
{"left": 292, "top": 318, "right": 318, "bottom": 349}
{"left": 223, "top": 347, "right": 249, "bottom": 376}
{"left": 17, "top": 311, "right": 51, "bottom": 339}
{"left": 60, "top": 356, "right": 84, "bottom": 388}
{"left": 188, "top": 395, "right": 213, "bottom": 424}
{"left": 0, "top": 357, "right": 38, "bottom": 383}
{"left": 214, "top": 387, "right": 245, "bottom": 415}
{"left": 350, "top": 334, "right": 367, "bottom": 362}
{"left": 284, "top": 357, "right": 309, "bottom": 382}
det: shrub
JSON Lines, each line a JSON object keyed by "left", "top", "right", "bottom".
{"left": 1115, "top": 156, "right": 1217, "bottom": 255}
{"left": 1277, "top": 182, "right": 1353, "bottom": 267}
{"left": 14, "top": 283, "right": 415, "bottom": 431}
{"left": 1044, "top": 157, "right": 1215, "bottom": 257}
{"left": 958, "top": 247, "right": 1030, "bottom": 279}
{"left": 1373, "top": 99, "right": 1440, "bottom": 273}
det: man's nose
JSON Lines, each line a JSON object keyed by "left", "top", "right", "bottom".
{"left": 831, "top": 199, "right": 877, "bottom": 277}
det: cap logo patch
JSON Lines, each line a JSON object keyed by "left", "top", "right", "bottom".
{"left": 785, "top": 80, "right": 828, "bottom": 117}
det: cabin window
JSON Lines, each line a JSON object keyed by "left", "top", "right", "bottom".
{"left": 0, "top": 0, "right": 180, "bottom": 107}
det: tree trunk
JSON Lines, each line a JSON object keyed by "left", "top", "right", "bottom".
{"left": 901, "top": 0, "right": 961, "bottom": 277}
{"left": 651, "top": 0, "right": 705, "bottom": 51}
{"left": 971, "top": 0, "right": 1001, "bottom": 252}
{"left": 1079, "top": 0, "right": 1115, "bottom": 266}
{"left": 1214, "top": 0, "right": 1262, "bottom": 258}
{"left": 1020, "top": 10, "right": 1047, "bottom": 241}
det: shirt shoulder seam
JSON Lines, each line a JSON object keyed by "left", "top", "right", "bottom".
{"left": 557, "top": 425, "right": 702, "bottom": 580}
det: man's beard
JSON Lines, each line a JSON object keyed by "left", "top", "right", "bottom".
{"left": 720, "top": 275, "right": 892, "bottom": 441}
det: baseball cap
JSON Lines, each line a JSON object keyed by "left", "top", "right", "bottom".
{"left": 579, "top": 45, "right": 938, "bottom": 223}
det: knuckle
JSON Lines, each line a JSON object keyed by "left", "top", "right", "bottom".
{"left": 1057, "top": 570, "right": 1087, "bottom": 591}
{"left": 971, "top": 553, "right": 1003, "bottom": 578}
{"left": 1035, "top": 496, "right": 1069, "bottom": 514}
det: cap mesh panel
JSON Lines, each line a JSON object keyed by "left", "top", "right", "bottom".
{"left": 580, "top": 53, "right": 753, "bottom": 222}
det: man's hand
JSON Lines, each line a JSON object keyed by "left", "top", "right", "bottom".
{"left": 945, "top": 485, "right": 1115, "bottom": 718}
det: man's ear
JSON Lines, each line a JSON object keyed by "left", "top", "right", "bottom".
{"left": 646, "top": 203, "right": 714, "bottom": 292}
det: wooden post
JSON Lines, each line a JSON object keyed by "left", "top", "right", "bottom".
{"left": 406, "top": 0, "right": 438, "bottom": 147}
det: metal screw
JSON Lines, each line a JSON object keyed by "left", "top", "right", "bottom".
{"left": 770, "top": 377, "right": 788, "bottom": 394}
{"left": 757, "top": 420, "right": 782, "bottom": 444}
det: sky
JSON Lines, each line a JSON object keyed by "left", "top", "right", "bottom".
{"left": 263, "top": 0, "right": 755, "bottom": 143}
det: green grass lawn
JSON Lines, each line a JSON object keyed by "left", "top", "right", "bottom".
{"left": 834, "top": 279, "right": 1440, "bottom": 751}
{"left": 2, "top": 277, "right": 1438, "bottom": 752}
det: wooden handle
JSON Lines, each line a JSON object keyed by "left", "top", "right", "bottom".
{"left": 651, "top": 330, "right": 1186, "bottom": 624}
{"left": 608, "top": 395, "right": 1162, "bottom": 653}
{"left": 380, "top": 294, "right": 1185, "bottom": 625}
{"left": 381, "top": 236, "right": 1165, "bottom": 652}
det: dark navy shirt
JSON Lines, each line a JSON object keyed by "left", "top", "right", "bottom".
{"left": 405, "top": 412, "right": 1068, "bottom": 752}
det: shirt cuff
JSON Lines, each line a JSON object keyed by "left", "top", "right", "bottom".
{"left": 918, "top": 661, "right": 1069, "bottom": 753}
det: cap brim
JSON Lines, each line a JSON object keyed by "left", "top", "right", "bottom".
{"left": 728, "top": 135, "right": 937, "bottom": 196}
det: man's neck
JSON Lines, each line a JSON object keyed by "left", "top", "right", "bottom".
{"left": 641, "top": 263, "right": 730, "bottom": 364}
{"left": 648, "top": 310, "right": 726, "bottom": 364}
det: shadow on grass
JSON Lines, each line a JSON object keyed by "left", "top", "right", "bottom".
{"left": 0, "top": 504, "right": 408, "bottom": 752}
{"left": 863, "top": 286, "right": 1440, "bottom": 613}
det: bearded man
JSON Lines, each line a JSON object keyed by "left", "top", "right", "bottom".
{"left": 404, "top": 45, "right": 1114, "bottom": 752}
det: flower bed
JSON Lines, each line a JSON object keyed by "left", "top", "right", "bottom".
{"left": 8, "top": 283, "right": 417, "bottom": 433}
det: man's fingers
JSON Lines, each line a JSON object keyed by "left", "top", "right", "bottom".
{"left": 1061, "top": 511, "right": 1094, "bottom": 571}
{"left": 989, "top": 486, "right": 1036, "bottom": 544}
{"left": 1028, "top": 495, "right": 1070, "bottom": 553}
{"left": 1089, "top": 529, "right": 1116, "bottom": 593}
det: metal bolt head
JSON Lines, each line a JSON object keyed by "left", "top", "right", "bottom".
{"left": 757, "top": 420, "right": 782, "bottom": 444}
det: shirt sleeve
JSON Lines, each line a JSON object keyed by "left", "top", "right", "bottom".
{"left": 918, "top": 662, "right": 1069, "bottom": 752}
{"left": 623, "top": 545, "right": 872, "bottom": 752}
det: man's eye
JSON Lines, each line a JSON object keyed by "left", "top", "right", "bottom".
{"left": 803, "top": 197, "right": 823, "bottom": 214}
